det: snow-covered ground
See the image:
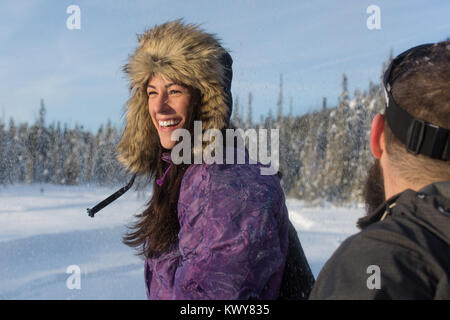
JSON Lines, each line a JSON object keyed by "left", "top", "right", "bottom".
{"left": 0, "top": 184, "right": 364, "bottom": 299}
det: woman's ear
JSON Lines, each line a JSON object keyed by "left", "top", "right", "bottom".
{"left": 370, "top": 113, "right": 385, "bottom": 159}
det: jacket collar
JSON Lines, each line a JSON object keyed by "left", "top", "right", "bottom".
{"left": 357, "top": 192, "right": 401, "bottom": 229}
{"left": 357, "top": 181, "right": 450, "bottom": 230}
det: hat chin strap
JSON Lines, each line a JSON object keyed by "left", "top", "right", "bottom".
{"left": 86, "top": 174, "right": 137, "bottom": 217}
{"left": 384, "top": 88, "right": 450, "bottom": 161}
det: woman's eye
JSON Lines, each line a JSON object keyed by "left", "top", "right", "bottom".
{"left": 147, "top": 91, "right": 156, "bottom": 96}
{"left": 169, "top": 89, "right": 181, "bottom": 95}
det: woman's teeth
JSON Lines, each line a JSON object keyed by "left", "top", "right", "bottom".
{"left": 158, "top": 119, "right": 181, "bottom": 127}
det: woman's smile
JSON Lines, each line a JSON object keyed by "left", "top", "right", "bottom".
{"left": 157, "top": 118, "right": 182, "bottom": 132}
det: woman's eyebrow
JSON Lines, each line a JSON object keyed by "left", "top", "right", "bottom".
{"left": 147, "top": 83, "right": 179, "bottom": 89}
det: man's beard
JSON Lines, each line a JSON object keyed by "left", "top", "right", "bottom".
{"left": 363, "top": 159, "right": 386, "bottom": 215}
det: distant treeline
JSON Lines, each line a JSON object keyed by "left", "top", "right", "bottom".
{"left": 232, "top": 74, "right": 384, "bottom": 204}
{"left": 0, "top": 100, "right": 128, "bottom": 187}
{"left": 0, "top": 65, "right": 389, "bottom": 204}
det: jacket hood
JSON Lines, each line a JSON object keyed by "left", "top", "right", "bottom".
{"left": 116, "top": 20, "right": 233, "bottom": 175}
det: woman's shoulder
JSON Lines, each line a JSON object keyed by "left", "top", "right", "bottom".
{"left": 179, "top": 147, "right": 284, "bottom": 204}
{"left": 177, "top": 147, "right": 287, "bottom": 228}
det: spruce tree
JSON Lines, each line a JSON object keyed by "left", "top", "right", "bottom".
{"left": 0, "top": 121, "right": 6, "bottom": 184}
{"left": 246, "top": 92, "right": 253, "bottom": 129}
{"left": 276, "top": 74, "right": 283, "bottom": 125}
{"left": 5, "top": 119, "right": 19, "bottom": 183}
{"left": 323, "top": 73, "right": 353, "bottom": 203}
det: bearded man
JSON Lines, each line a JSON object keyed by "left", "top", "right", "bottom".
{"left": 310, "top": 40, "right": 450, "bottom": 299}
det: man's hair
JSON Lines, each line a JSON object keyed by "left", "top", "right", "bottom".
{"left": 385, "top": 40, "right": 450, "bottom": 184}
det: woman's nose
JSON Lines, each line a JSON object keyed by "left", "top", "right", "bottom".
{"left": 153, "top": 92, "right": 170, "bottom": 113}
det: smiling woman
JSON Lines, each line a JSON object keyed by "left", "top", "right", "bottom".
{"left": 116, "top": 20, "right": 314, "bottom": 300}
{"left": 146, "top": 76, "right": 194, "bottom": 150}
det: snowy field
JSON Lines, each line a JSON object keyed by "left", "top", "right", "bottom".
{"left": 0, "top": 184, "right": 364, "bottom": 300}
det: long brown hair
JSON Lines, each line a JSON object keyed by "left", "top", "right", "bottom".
{"left": 122, "top": 155, "right": 190, "bottom": 258}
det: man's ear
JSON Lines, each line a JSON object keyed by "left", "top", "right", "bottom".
{"left": 370, "top": 113, "right": 385, "bottom": 159}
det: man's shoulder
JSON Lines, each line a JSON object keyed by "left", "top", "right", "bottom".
{"left": 338, "top": 215, "right": 439, "bottom": 264}
{"left": 309, "top": 217, "right": 442, "bottom": 299}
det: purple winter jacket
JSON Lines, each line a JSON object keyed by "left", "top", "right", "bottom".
{"left": 144, "top": 147, "right": 289, "bottom": 299}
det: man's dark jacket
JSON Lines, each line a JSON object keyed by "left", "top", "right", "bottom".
{"left": 309, "top": 181, "right": 450, "bottom": 299}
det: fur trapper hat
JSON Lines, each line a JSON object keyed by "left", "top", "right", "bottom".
{"left": 117, "top": 20, "right": 233, "bottom": 175}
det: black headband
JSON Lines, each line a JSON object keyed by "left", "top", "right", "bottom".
{"left": 383, "top": 43, "right": 450, "bottom": 161}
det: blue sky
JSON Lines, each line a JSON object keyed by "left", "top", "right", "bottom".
{"left": 0, "top": 0, "right": 449, "bottom": 131}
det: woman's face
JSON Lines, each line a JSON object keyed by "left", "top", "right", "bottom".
{"left": 147, "top": 75, "right": 192, "bottom": 150}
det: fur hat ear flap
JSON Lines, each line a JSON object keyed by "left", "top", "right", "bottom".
{"left": 116, "top": 20, "right": 233, "bottom": 176}
{"left": 194, "top": 51, "right": 233, "bottom": 132}
{"left": 116, "top": 87, "right": 160, "bottom": 175}
{"left": 221, "top": 51, "right": 234, "bottom": 112}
